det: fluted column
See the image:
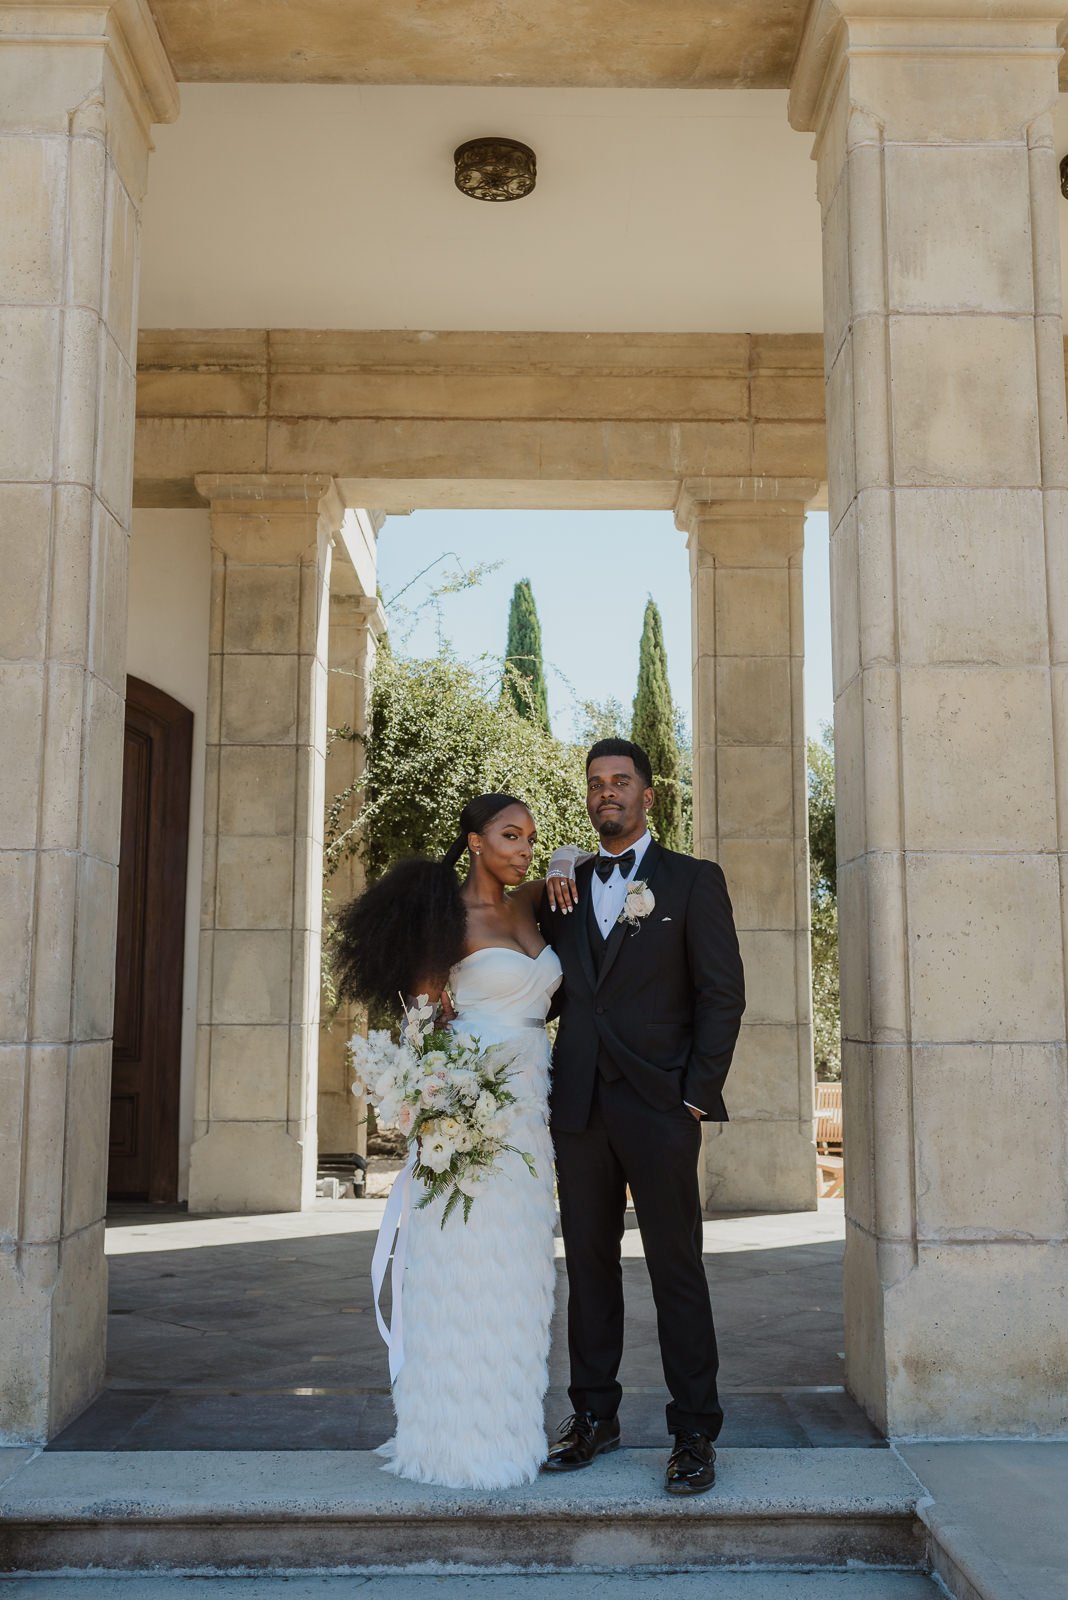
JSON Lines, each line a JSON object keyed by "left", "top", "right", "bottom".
{"left": 188, "top": 475, "right": 342, "bottom": 1214}
{"left": 791, "top": 0, "right": 1068, "bottom": 1435}
{"left": 677, "top": 478, "right": 820, "bottom": 1215}
{"left": 0, "top": 1, "right": 177, "bottom": 1443}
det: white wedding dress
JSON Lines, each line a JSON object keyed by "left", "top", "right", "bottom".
{"left": 377, "top": 943, "right": 562, "bottom": 1489}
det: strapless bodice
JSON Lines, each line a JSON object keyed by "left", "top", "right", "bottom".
{"left": 450, "top": 944, "right": 562, "bottom": 1029}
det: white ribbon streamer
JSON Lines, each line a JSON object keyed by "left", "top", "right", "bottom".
{"left": 371, "top": 1154, "right": 414, "bottom": 1383}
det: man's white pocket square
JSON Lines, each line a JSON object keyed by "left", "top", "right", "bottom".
{"left": 661, "top": 916, "right": 672, "bottom": 922}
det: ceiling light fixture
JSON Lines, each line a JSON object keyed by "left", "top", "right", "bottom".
{"left": 454, "top": 137, "right": 536, "bottom": 203}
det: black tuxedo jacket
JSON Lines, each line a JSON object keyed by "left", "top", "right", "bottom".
{"left": 541, "top": 841, "right": 746, "bottom": 1133}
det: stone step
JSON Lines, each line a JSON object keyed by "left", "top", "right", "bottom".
{"left": 0, "top": 1573, "right": 941, "bottom": 1597}
{"left": 0, "top": 1448, "right": 925, "bottom": 1575}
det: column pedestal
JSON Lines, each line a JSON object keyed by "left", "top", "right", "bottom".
{"left": 677, "top": 479, "right": 820, "bottom": 1215}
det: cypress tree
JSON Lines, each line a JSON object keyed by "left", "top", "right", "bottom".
{"left": 631, "top": 598, "right": 683, "bottom": 851}
{"left": 503, "top": 578, "right": 551, "bottom": 734}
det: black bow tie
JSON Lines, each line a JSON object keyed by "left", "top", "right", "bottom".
{"left": 594, "top": 849, "right": 636, "bottom": 882}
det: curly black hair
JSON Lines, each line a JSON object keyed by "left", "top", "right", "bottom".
{"left": 331, "top": 793, "right": 528, "bottom": 1013}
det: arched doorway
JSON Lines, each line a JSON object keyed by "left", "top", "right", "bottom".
{"left": 108, "top": 676, "right": 193, "bottom": 1204}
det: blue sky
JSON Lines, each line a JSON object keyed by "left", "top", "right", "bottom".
{"left": 375, "top": 508, "right": 833, "bottom": 745}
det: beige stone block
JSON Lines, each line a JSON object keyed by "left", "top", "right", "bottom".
{"left": 211, "top": 929, "right": 293, "bottom": 1026}
{"left": 88, "top": 501, "right": 128, "bottom": 694}
{"left": 913, "top": 1043, "right": 1068, "bottom": 1239}
{"left": 0, "top": 1045, "right": 26, "bottom": 1236}
{"left": 19, "top": 1044, "right": 66, "bottom": 1245}
{"left": 901, "top": 667, "right": 1056, "bottom": 852}
{"left": 0, "top": 1241, "right": 57, "bottom": 1441}
{"left": 97, "top": 333, "right": 136, "bottom": 523}
{"left": 48, "top": 1216, "right": 107, "bottom": 1435}
{"left": 829, "top": 512, "right": 859, "bottom": 696}
{"left": 81, "top": 676, "right": 125, "bottom": 865}
{"left": 217, "top": 745, "right": 297, "bottom": 836}
{"left": 850, "top": 316, "right": 891, "bottom": 496}
{"left": 751, "top": 420, "right": 824, "bottom": 482}
{"left": 215, "top": 835, "right": 294, "bottom": 930}
{"left": 824, "top": 339, "right": 855, "bottom": 524}
{"left": 0, "top": 851, "right": 34, "bottom": 1042}
{"left": 222, "top": 564, "right": 301, "bottom": 655}
{"left": 735, "top": 930, "right": 800, "bottom": 1028}
{"left": 889, "top": 315, "right": 1039, "bottom": 488}
{"left": 62, "top": 1041, "right": 110, "bottom": 1234}
{"left": 821, "top": 175, "right": 850, "bottom": 372}
{"left": 714, "top": 568, "right": 791, "bottom": 658}
{"left": 835, "top": 858, "right": 870, "bottom": 1047}
{"left": 843, "top": 143, "right": 889, "bottom": 326}
{"left": 716, "top": 747, "right": 794, "bottom": 840}
{"left": 717, "top": 840, "right": 799, "bottom": 931}
{"left": 297, "top": 654, "right": 329, "bottom": 755}
{"left": 0, "top": 664, "right": 44, "bottom": 851}
{"left": 71, "top": 855, "right": 118, "bottom": 1042}
{"left": 750, "top": 375, "right": 823, "bottom": 422}
{"left": 195, "top": 930, "right": 214, "bottom": 1026}
{"left": 55, "top": 306, "right": 102, "bottom": 489}
{"left": 104, "top": 165, "right": 139, "bottom": 364}
{"left": 220, "top": 655, "right": 298, "bottom": 745}
{"left": 0, "top": 134, "right": 66, "bottom": 302}
{"left": 723, "top": 1022, "right": 806, "bottom": 1121}
{"left": 0, "top": 305, "right": 59, "bottom": 482}
{"left": 896, "top": 487, "right": 1049, "bottom": 666}
{"left": 68, "top": 134, "right": 106, "bottom": 314}
{"left": 1055, "top": 666, "right": 1068, "bottom": 844}
{"left": 885, "top": 145, "right": 1033, "bottom": 315}
{"left": 48, "top": 485, "right": 94, "bottom": 667}
{"left": 187, "top": 1121, "right": 306, "bottom": 1214}
{"left": 1035, "top": 314, "right": 1068, "bottom": 490}
{"left": 906, "top": 853, "right": 1064, "bottom": 1044}
{"left": 30, "top": 850, "right": 76, "bottom": 1043}
{"left": 853, "top": 488, "right": 896, "bottom": 670}
{"left": 850, "top": 51, "right": 1059, "bottom": 147}
{"left": 716, "top": 657, "right": 792, "bottom": 747}
{"left": 703, "top": 1119, "right": 818, "bottom": 1214}
{"left": 841, "top": 1223, "right": 888, "bottom": 1436}
{"left": 0, "top": 483, "right": 50, "bottom": 660}
{"left": 136, "top": 369, "right": 268, "bottom": 419}
{"left": 884, "top": 1240, "right": 1068, "bottom": 1437}
{"left": 831, "top": 674, "right": 864, "bottom": 868}
{"left": 840, "top": 1040, "right": 874, "bottom": 1234}
{"left": 208, "top": 1025, "right": 290, "bottom": 1121}
{"left": 39, "top": 663, "right": 85, "bottom": 852}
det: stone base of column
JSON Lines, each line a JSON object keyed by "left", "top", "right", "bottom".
{"left": 0, "top": 1226, "right": 107, "bottom": 1445}
{"left": 703, "top": 1121, "right": 819, "bottom": 1214}
{"left": 187, "top": 1122, "right": 316, "bottom": 1215}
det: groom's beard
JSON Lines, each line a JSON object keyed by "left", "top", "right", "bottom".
{"left": 596, "top": 816, "right": 625, "bottom": 838}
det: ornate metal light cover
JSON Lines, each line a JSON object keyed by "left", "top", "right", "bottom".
{"left": 454, "top": 137, "right": 536, "bottom": 202}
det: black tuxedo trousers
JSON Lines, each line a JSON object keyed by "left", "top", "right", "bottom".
{"left": 542, "top": 842, "right": 745, "bottom": 1440}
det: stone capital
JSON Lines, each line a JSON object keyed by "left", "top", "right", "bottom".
{"left": 1, "top": 0, "right": 179, "bottom": 122}
{"left": 195, "top": 474, "right": 345, "bottom": 562}
{"left": 789, "top": 0, "right": 1066, "bottom": 138}
{"left": 677, "top": 479, "right": 816, "bottom": 566}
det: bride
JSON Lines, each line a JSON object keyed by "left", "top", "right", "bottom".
{"left": 332, "top": 792, "right": 578, "bottom": 1490}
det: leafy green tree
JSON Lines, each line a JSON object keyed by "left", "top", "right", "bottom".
{"left": 807, "top": 724, "right": 840, "bottom": 1081}
{"left": 631, "top": 599, "right": 683, "bottom": 851}
{"left": 577, "top": 695, "right": 628, "bottom": 745}
{"left": 328, "top": 650, "right": 590, "bottom": 885}
{"left": 502, "top": 578, "right": 551, "bottom": 733}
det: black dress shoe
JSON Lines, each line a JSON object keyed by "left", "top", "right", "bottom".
{"left": 542, "top": 1411, "right": 621, "bottom": 1472}
{"left": 665, "top": 1431, "right": 716, "bottom": 1495}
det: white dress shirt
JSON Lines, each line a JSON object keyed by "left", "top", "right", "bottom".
{"left": 591, "top": 829, "right": 705, "bottom": 1118}
{"left": 591, "top": 829, "right": 652, "bottom": 941}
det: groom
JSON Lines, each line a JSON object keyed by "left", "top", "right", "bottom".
{"left": 540, "top": 738, "right": 745, "bottom": 1495}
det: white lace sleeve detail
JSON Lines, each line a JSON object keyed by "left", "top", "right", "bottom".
{"left": 546, "top": 844, "right": 596, "bottom": 880}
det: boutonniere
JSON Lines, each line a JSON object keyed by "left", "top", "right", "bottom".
{"left": 618, "top": 879, "right": 655, "bottom": 931}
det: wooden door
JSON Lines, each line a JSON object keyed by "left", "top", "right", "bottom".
{"left": 108, "top": 677, "right": 193, "bottom": 1203}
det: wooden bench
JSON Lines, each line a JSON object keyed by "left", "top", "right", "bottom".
{"left": 815, "top": 1081, "right": 844, "bottom": 1199}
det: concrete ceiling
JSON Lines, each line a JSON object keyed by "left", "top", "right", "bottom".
{"left": 147, "top": 0, "right": 810, "bottom": 88}
{"left": 139, "top": 86, "right": 825, "bottom": 332}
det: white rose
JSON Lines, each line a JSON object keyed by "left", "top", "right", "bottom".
{"left": 627, "top": 883, "right": 655, "bottom": 917}
{"left": 473, "top": 1090, "right": 498, "bottom": 1127}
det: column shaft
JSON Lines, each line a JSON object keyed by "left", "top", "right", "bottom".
{"left": 678, "top": 480, "right": 819, "bottom": 1214}
{"left": 0, "top": 2, "right": 176, "bottom": 1443}
{"left": 188, "top": 476, "right": 340, "bottom": 1214}
{"left": 791, "top": 0, "right": 1068, "bottom": 1435}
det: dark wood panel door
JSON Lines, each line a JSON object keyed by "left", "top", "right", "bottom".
{"left": 108, "top": 677, "right": 193, "bottom": 1203}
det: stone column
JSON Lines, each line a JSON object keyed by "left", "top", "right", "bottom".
{"left": 0, "top": 3, "right": 176, "bottom": 1442}
{"left": 791, "top": 0, "right": 1068, "bottom": 1435}
{"left": 318, "top": 572, "right": 385, "bottom": 1160}
{"left": 187, "top": 476, "right": 342, "bottom": 1215}
{"left": 677, "top": 480, "right": 820, "bottom": 1215}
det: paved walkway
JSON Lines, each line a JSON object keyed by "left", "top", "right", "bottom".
{"left": 49, "top": 1199, "right": 881, "bottom": 1453}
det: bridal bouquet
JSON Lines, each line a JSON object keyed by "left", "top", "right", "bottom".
{"left": 349, "top": 996, "right": 537, "bottom": 1227}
